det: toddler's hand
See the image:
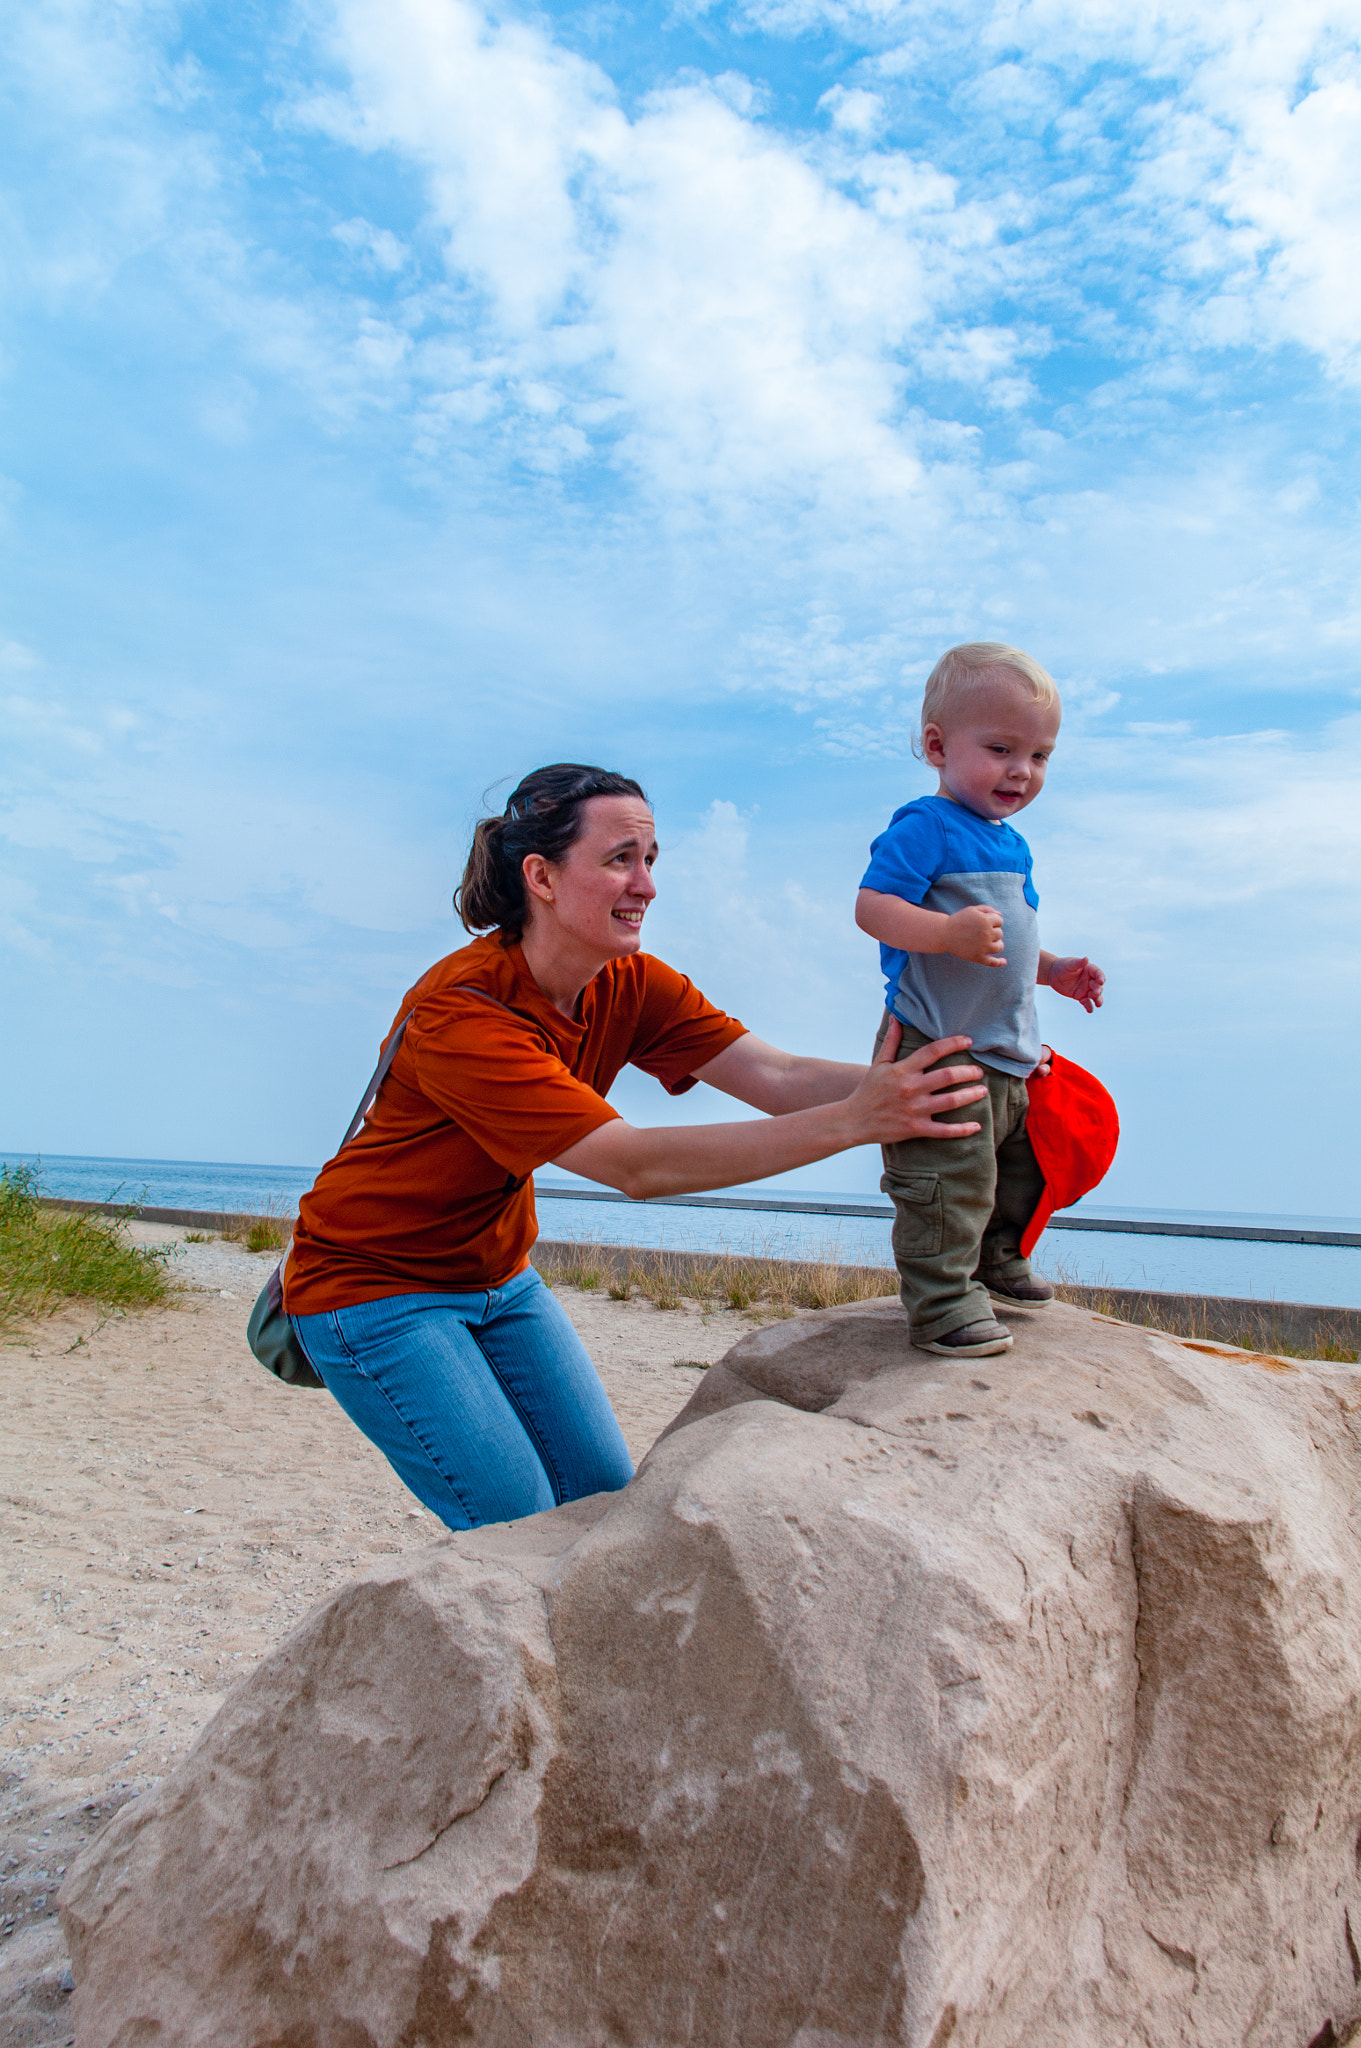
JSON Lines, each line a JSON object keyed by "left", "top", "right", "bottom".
{"left": 947, "top": 904, "right": 1006, "bottom": 967}
{"left": 1048, "top": 956, "right": 1105, "bottom": 1013}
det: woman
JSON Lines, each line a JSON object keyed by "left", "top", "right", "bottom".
{"left": 285, "top": 764, "right": 986, "bottom": 1531}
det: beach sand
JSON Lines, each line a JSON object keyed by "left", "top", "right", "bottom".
{"left": 0, "top": 1224, "right": 784, "bottom": 2045}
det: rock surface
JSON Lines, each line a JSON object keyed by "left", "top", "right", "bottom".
{"left": 60, "top": 1299, "right": 1361, "bottom": 2047}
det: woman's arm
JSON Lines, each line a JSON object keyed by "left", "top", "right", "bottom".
{"left": 552, "top": 1020, "right": 986, "bottom": 1201}
{"left": 688, "top": 1032, "right": 867, "bottom": 1114}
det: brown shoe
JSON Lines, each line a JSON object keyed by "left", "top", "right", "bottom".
{"left": 916, "top": 1319, "right": 1014, "bottom": 1358}
{"left": 985, "top": 1275, "right": 1055, "bottom": 1309}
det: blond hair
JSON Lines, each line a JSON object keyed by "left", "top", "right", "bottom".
{"left": 917, "top": 641, "right": 1059, "bottom": 758}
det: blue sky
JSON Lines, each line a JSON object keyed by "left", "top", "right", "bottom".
{"left": 3, "top": 0, "right": 1359, "bottom": 1211}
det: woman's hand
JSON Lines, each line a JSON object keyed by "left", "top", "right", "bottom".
{"left": 846, "top": 1019, "right": 986, "bottom": 1144}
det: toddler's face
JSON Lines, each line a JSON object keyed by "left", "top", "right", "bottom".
{"left": 923, "top": 676, "right": 1061, "bottom": 823}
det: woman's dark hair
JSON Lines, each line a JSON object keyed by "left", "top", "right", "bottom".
{"left": 456, "top": 764, "right": 649, "bottom": 940}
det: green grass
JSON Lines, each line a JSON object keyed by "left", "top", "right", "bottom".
{"left": 0, "top": 1165, "right": 175, "bottom": 1330}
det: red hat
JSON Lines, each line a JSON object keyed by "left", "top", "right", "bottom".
{"left": 1020, "top": 1051, "right": 1121, "bottom": 1259}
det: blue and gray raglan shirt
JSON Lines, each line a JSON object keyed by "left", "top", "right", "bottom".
{"left": 861, "top": 793, "right": 1041, "bottom": 1078}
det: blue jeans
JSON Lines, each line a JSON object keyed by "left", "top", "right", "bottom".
{"left": 291, "top": 1267, "right": 634, "bottom": 1532}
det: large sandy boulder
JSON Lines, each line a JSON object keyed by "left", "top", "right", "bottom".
{"left": 61, "top": 1300, "right": 1361, "bottom": 2047}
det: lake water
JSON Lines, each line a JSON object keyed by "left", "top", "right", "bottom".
{"left": 8, "top": 1152, "right": 1361, "bottom": 1310}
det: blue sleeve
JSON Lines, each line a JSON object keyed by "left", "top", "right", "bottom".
{"left": 860, "top": 806, "right": 946, "bottom": 905}
{"left": 1023, "top": 845, "right": 1039, "bottom": 912}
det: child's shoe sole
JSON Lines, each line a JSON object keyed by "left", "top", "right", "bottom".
{"left": 915, "top": 1321, "right": 1014, "bottom": 1358}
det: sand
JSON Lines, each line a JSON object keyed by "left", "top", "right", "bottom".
{"left": 0, "top": 1224, "right": 778, "bottom": 2046}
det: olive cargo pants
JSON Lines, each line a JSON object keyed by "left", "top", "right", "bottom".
{"left": 874, "top": 1011, "right": 1046, "bottom": 1345}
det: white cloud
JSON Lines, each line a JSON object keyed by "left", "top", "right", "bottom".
{"left": 819, "top": 83, "right": 885, "bottom": 136}
{"left": 305, "top": 0, "right": 624, "bottom": 329}
{"left": 735, "top": 612, "right": 917, "bottom": 702}
{"left": 1, "top": 0, "right": 225, "bottom": 303}
{"left": 1198, "top": 50, "right": 1361, "bottom": 375}
{"left": 13, "top": 0, "right": 1356, "bottom": 657}
{"left": 332, "top": 215, "right": 410, "bottom": 271}
{"left": 0, "top": 693, "right": 103, "bottom": 756}
{"left": 736, "top": 0, "right": 1361, "bottom": 380}
{"left": 301, "top": 0, "right": 1007, "bottom": 509}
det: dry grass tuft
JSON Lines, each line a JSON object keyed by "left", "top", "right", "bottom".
{"left": 534, "top": 1237, "right": 897, "bottom": 1317}
{"left": 222, "top": 1199, "right": 295, "bottom": 1255}
{"left": 1051, "top": 1274, "right": 1359, "bottom": 1365}
{"left": 1312, "top": 1336, "right": 1361, "bottom": 1363}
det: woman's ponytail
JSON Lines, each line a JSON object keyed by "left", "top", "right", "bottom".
{"left": 455, "top": 763, "right": 648, "bottom": 941}
{"left": 454, "top": 816, "right": 520, "bottom": 934}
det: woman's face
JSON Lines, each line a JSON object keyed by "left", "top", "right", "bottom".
{"left": 523, "top": 795, "right": 658, "bottom": 961}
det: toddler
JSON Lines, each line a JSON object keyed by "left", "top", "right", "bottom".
{"left": 856, "top": 642, "right": 1104, "bottom": 1359}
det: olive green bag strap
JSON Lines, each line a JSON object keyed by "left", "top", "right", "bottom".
{"left": 247, "top": 989, "right": 527, "bottom": 1389}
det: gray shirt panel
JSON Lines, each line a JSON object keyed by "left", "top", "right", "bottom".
{"left": 891, "top": 869, "right": 1041, "bottom": 1077}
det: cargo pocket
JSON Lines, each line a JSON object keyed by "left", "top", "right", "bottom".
{"left": 880, "top": 1172, "right": 943, "bottom": 1260}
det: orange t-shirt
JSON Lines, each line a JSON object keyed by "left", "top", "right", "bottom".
{"left": 283, "top": 935, "right": 747, "bottom": 1314}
